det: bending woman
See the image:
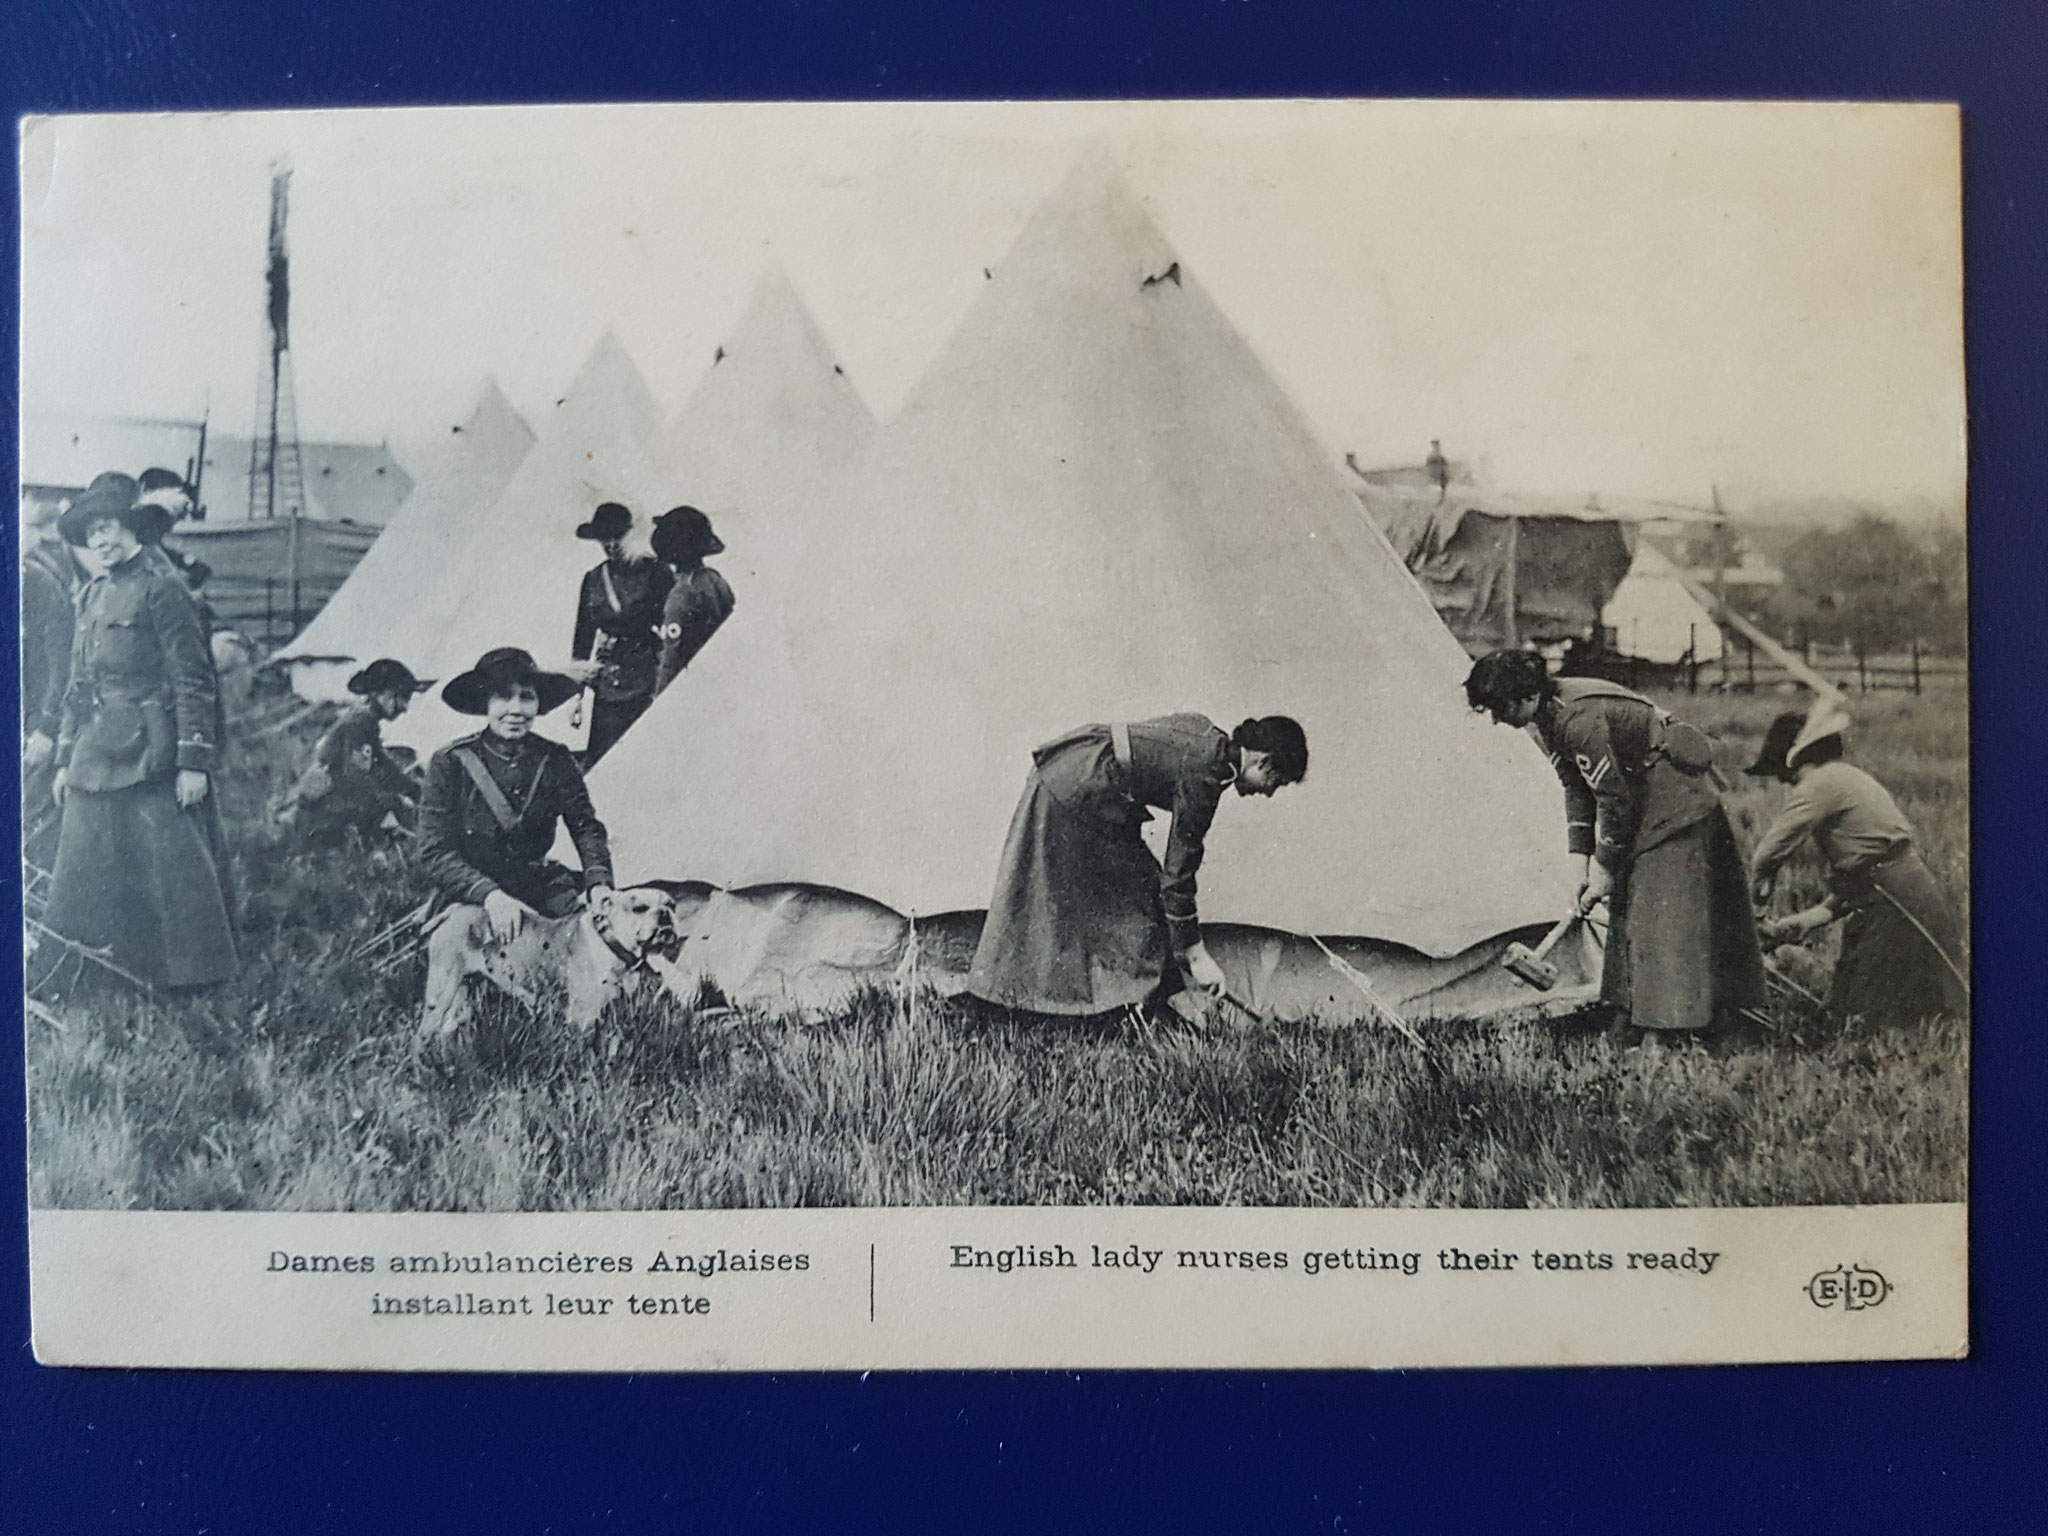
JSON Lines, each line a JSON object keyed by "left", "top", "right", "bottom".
{"left": 1465, "top": 651, "right": 1764, "bottom": 1038}
{"left": 1747, "top": 705, "right": 1966, "bottom": 1025}
{"left": 967, "top": 713, "right": 1308, "bottom": 1016}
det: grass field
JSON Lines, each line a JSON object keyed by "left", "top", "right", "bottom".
{"left": 25, "top": 680, "right": 1969, "bottom": 1212}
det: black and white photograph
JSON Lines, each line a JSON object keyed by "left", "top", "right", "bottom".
{"left": 18, "top": 100, "right": 1968, "bottom": 1369}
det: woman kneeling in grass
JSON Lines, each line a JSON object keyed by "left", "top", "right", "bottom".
{"left": 1466, "top": 650, "right": 1764, "bottom": 1042}
{"left": 1747, "top": 700, "right": 1967, "bottom": 1027}
{"left": 967, "top": 713, "right": 1307, "bottom": 1017}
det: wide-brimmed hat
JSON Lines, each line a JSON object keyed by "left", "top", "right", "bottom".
{"left": 348, "top": 658, "right": 434, "bottom": 697}
{"left": 575, "top": 502, "right": 634, "bottom": 542}
{"left": 650, "top": 504, "right": 725, "bottom": 563}
{"left": 1747, "top": 693, "right": 1851, "bottom": 778}
{"left": 58, "top": 472, "right": 171, "bottom": 548}
{"left": 1745, "top": 712, "right": 1805, "bottom": 779}
{"left": 441, "top": 646, "right": 580, "bottom": 716}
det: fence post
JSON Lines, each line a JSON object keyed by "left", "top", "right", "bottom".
{"left": 1912, "top": 637, "right": 1922, "bottom": 696}
{"left": 1687, "top": 624, "right": 1698, "bottom": 693}
{"left": 1856, "top": 640, "right": 1867, "bottom": 693}
{"left": 1746, "top": 634, "right": 1756, "bottom": 691}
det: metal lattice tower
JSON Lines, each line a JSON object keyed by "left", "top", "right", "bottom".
{"left": 246, "top": 166, "right": 310, "bottom": 626}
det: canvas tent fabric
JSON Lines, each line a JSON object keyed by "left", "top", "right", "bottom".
{"left": 622, "top": 269, "right": 875, "bottom": 609}
{"left": 383, "top": 336, "right": 660, "bottom": 754}
{"left": 1602, "top": 541, "right": 1725, "bottom": 665}
{"left": 277, "top": 381, "right": 536, "bottom": 700}
{"left": 588, "top": 158, "right": 1576, "bottom": 1020}
{"left": 1361, "top": 484, "right": 1636, "bottom": 656}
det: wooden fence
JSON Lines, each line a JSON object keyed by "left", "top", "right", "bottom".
{"left": 1701, "top": 633, "right": 1963, "bottom": 695}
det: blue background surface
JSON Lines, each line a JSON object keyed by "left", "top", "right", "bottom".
{"left": 3, "top": 3, "right": 2043, "bottom": 1530}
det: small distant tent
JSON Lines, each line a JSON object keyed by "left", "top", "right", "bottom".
{"left": 275, "top": 381, "right": 536, "bottom": 699}
{"left": 623, "top": 268, "right": 875, "bottom": 612}
{"left": 1359, "top": 482, "right": 1636, "bottom": 657}
{"left": 586, "top": 159, "right": 1585, "bottom": 1022}
{"left": 383, "top": 336, "right": 661, "bottom": 754}
{"left": 1601, "top": 541, "right": 1724, "bottom": 666}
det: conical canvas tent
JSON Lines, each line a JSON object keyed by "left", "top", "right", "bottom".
{"left": 625, "top": 269, "right": 875, "bottom": 607}
{"left": 385, "top": 335, "right": 661, "bottom": 753}
{"left": 588, "top": 161, "right": 1586, "bottom": 1020}
{"left": 1602, "top": 541, "right": 1724, "bottom": 666}
{"left": 276, "top": 380, "right": 536, "bottom": 700}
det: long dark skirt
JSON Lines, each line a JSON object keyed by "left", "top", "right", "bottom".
{"left": 1829, "top": 852, "right": 1967, "bottom": 1025}
{"left": 1603, "top": 807, "right": 1766, "bottom": 1033}
{"left": 43, "top": 778, "right": 239, "bottom": 989}
{"left": 967, "top": 765, "right": 1167, "bottom": 1016}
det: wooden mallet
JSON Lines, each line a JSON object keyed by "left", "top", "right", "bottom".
{"left": 1501, "top": 913, "right": 1582, "bottom": 991}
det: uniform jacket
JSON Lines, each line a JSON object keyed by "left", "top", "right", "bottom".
{"left": 571, "top": 556, "right": 673, "bottom": 700}
{"left": 1034, "top": 712, "right": 1233, "bottom": 955}
{"left": 56, "top": 548, "right": 218, "bottom": 792}
{"left": 1531, "top": 678, "right": 1719, "bottom": 872}
{"left": 21, "top": 541, "right": 77, "bottom": 739}
{"left": 653, "top": 563, "right": 736, "bottom": 692}
{"left": 1750, "top": 760, "right": 1914, "bottom": 881}
{"left": 299, "top": 704, "right": 418, "bottom": 815}
{"left": 418, "top": 730, "right": 614, "bottom": 906}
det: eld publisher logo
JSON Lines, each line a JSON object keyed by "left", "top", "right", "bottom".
{"left": 1806, "top": 1265, "right": 1893, "bottom": 1312}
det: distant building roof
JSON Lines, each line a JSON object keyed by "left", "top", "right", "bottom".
{"left": 16, "top": 413, "right": 412, "bottom": 525}
{"left": 199, "top": 437, "right": 414, "bottom": 525}
{"left": 19, "top": 412, "right": 208, "bottom": 492}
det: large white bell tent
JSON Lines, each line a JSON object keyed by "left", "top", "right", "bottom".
{"left": 623, "top": 269, "right": 875, "bottom": 611}
{"left": 383, "top": 335, "right": 661, "bottom": 754}
{"left": 276, "top": 380, "right": 537, "bottom": 701}
{"left": 585, "top": 160, "right": 1590, "bottom": 1022}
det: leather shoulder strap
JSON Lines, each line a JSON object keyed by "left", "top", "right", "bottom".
{"left": 598, "top": 563, "right": 623, "bottom": 612}
{"left": 452, "top": 746, "right": 521, "bottom": 833}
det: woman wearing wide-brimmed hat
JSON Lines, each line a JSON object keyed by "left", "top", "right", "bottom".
{"left": 567, "top": 501, "right": 673, "bottom": 765}
{"left": 967, "top": 713, "right": 1309, "bottom": 1016}
{"left": 1748, "top": 697, "right": 1966, "bottom": 1025}
{"left": 39, "top": 472, "right": 239, "bottom": 991}
{"left": 649, "top": 505, "right": 735, "bottom": 693}
{"left": 416, "top": 647, "right": 614, "bottom": 942}
{"left": 1465, "top": 649, "right": 1765, "bottom": 1041}
{"left": 283, "top": 658, "right": 435, "bottom": 846}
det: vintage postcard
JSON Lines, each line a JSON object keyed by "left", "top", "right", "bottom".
{"left": 18, "top": 100, "right": 1966, "bottom": 1370}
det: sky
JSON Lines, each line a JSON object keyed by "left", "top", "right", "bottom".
{"left": 20, "top": 99, "right": 1964, "bottom": 514}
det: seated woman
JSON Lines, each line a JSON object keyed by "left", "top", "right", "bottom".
{"left": 42, "top": 472, "right": 238, "bottom": 991}
{"left": 967, "top": 713, "right": 1308, "bottom": 1016}
{"left": 1747, "top": 701, "right": 1966, "bottom": 1025}
{"left": 417, "top": 647, "right": 614, "bottom": 943}
{"left": 1465, "top": 650, "right": 1764, "bottom": 1040}
{"left": 284, "top": 658, "right": 433, "bottom": 845}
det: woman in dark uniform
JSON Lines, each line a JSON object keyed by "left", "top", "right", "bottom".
{"left": 1747, "top": 702, "right": 1966, "bottom": 1025}
{"left": 967, "top": 713, "right": 1308, "bottom": 1016}
{"left": 567, "top": 501, "right": 673, "bottom": 765}
{"left": 649, "top": 505, "right": 735, "bottom": 693}
{"left": 1465, "top": 650, "right": 1764, "bottom": 1039}
{"left": 42, "top": 473, "right": 239, "bottom": 990}
{"left": 283, "top": 658, "right": 433, "bottom": 845}
{"left": 417, "top": 647, "right": 614, "bottom": 944}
